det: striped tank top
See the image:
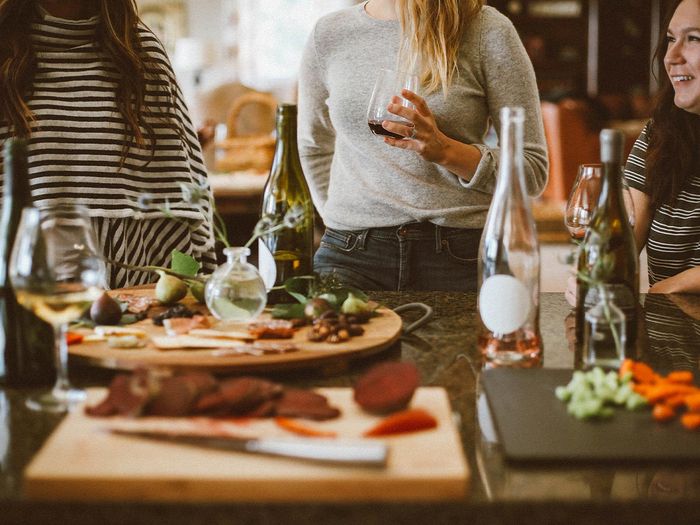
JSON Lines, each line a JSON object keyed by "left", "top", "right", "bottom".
{"left": 624, "top": 122, "right": 700, "bottom": 286}
{"left": 0, "top": 7, "right": 216, "bottom": 288}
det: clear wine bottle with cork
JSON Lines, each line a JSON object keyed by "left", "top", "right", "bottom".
{"left": 477, "top": 106, "right": 542, "bottom": 367}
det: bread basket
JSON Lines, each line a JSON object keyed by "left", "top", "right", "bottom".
{"left": 215, "top": 92, "right": 277, "bottom": 172}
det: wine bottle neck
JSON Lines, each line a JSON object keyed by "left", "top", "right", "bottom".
{"left": 274, "top": 105, "right": 299, "bottom": 159}
{"left": 496, "top": 109, "right": 527, "bottom": 200}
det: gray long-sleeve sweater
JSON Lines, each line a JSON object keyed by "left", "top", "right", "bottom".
{"left": 298, "top": 3, "right": 548, "bottom": 230}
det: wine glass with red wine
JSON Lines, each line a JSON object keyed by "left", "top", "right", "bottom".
{"left": 367, "top": 69, "right": 419, "bottom": 139}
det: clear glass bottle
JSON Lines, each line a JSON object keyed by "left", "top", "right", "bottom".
{"left": 258, "top": 104, "right": 314, "bottom": 304}
{"left": 0, "top": 139, "right": 54, "bottom": 387}
{"left": 477, "top": 107, "right": 542, "bottom": 367}
{"left": 583, "top": 285, "right": 626, "bottom": 369}
{"left": 576, "top": 129, "right": 638, "bottom": 349}
{"left": 204, "top": 247, "right": 267, "bottom": 322}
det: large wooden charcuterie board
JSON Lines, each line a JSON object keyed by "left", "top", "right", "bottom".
{"left": 68, "top": 287, "right": 403, "bottom": 374}
{"left": 24, "top": 387, "right": 469, "bottom": 502}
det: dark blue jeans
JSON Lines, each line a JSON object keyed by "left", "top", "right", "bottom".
{"left": 314, "top": 222, "right": 481, "bottom": 291}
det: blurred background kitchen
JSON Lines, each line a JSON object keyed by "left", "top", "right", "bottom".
{"left": 140, "top": 0, "right": 669, "bottom": 292}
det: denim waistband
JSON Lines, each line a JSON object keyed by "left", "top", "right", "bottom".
{"left": 326, "top": 223, "right": 482, "bottom": 253}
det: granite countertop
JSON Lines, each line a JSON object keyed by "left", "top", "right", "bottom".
{"left": 2, "top": 291, "right": 700, "bottom": 525}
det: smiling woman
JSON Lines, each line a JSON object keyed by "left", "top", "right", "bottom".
{"left": 622, "top": 0, "right": 700, "bottom": 294}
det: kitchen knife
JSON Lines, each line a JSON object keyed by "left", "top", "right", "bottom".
{"left": 111, "top": 428, "right": 389, "bottom": 467}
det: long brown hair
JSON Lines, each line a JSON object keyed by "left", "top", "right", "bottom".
{"left": 0, "top": 0, "right": 175, "bottom": 157}
{"left": 397, "top": 0, "right": 484, "bottom": 95}
{"left": 646, "top": 0, "right": 700, "bottom": 209}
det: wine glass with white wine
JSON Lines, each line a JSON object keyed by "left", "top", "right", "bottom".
{"left": 10, "top": 205, "right": 105, "bottom": 412}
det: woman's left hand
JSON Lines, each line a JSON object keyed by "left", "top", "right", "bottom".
{"left": 382, "top": 89, "right": 450, "bottom": 164}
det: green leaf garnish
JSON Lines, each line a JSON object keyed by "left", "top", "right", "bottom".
{"left": 170, "top": 249, "right": 200, "bottom": 277}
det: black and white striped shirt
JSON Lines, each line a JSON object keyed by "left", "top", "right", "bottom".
{"left": 0, "top": 8, "right": 216, "bottom": 288}
{"left": 624, "top": 122, "right": 700, "bottom": 286}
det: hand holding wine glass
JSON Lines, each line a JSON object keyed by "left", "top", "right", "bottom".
{"left": 367, "top": 69, "right": 418, "bottom": 139}
{"left": 10, "top": 205, "right": 105, "bottom": 412}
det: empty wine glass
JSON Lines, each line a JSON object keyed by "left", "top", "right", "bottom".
{"left": 10, "top": 205, "right": 105, "bottom": 412}
{"left": 367, "top": 69, "right": 419, "bottom": 139}
{"left": 565, "top": 164, "right": 603, "bottom": 241}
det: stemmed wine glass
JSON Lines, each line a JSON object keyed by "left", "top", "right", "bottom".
{"left": 562, "top": 163, "right": 635, "bottom": 264}
{"left": 10, "top": 205, "right": 105, "bottom": 412}
{"left": 565, "top": 164, "right": 604, "bottom": 241}
{"left": 367, "top": 69, "right": 419, "bottom": 139}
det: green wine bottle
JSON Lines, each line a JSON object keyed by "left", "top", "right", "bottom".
{"left": 576, "top": 129, "right": 639, "bottom": 350}
{"left": 0, "top": 139, "right": 55, "bottom": 387}
{"left": 258, "top": 104, "right": 314, "bottom": 304}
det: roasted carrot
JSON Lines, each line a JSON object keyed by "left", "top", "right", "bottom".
{"left": 631, "top": 361, "right": 658, "bottom": 384}
{"left": 363, "top": 408, "right": 437, "bottom": 437}
{"left": 652, "top": 404, "right": 675, "bottom": 423}
{"left": 681, "top": 413, "right": 700, "bottom": 430}
{"left": 684, "top": 392, "right": 700, "bottom": 412}
{"left": 66, "top": 332, "right": 84, "bottom": 345}
{"left": 666, "top": 371, "right": 694, "bottom": 385}
{"left": 665, "top": 393, "right": 689, "bottom": 409}
{"left": 274, "top": 417, "right": 337, "bottom": 438}
{"left": 645, "top": 383, "right": 696, "bottom": 404}
{"left": 619, "top": 359, "right": 635, "bottom": 379}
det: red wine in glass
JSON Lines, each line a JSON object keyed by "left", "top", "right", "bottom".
{"left": 368, "top": 119, "right": 414, "bottom": 139}
{"left": 367, "top": 69, "right": 418, "bottom": 139}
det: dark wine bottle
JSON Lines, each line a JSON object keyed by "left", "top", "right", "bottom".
{"left": 576, "top": 129, "right": 639, "bottom": 349}
{"left": 0, "top": 139, "right": 55, "bottom": 387}
{"left": 258, "top": 104, "right": 314, "bottom": 304}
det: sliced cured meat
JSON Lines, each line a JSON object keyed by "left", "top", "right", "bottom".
{"left": 248, "top": 320, "right": 296, "bottom": 339}
{"left": 162, "top": 314, "right": 212, "bottom": 336}
{"left": 218, "top": 377, "right": 283, "bottom": 414}
{"left": 275, "top": 389, "right": 341, "bottom": 421}
{"left": 115, "top": 293, "right": 160, "bottom": 314}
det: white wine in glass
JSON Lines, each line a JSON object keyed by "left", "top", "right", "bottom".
{"left": 10, "top": 205, "right": 105, "bottom": 412}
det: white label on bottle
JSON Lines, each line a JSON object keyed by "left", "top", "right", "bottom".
{"left": 479, "top": 274, "right": 531, "bottom": 334}
{"left": 257, "top": 240, "right": 276, "bottom": 291}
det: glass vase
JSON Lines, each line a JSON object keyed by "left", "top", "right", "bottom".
{"left": 204, "top": 247, "right": 267, "bottom": 322}
{"left": 582, "top": 285, "right": 626, "bottom": 369}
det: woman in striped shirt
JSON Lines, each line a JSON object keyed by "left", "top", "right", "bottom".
{"left": 0, "top": 0, "right": 216, "bottom": 289}
{"left": 624, "top": 0, "right": 700, "bottom": 294}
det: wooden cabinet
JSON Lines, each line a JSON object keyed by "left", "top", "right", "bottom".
{"left": 488, "top": 0, "right": 663, "bottom": 98}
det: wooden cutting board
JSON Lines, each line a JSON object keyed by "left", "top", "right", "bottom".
{"left": 482, "top": 368, "right": 700, "bottom": 463}
{"left": 24, "top": 387, "right": 468, "bottom": 502}
{"left": 69, "top": 287, "right": 403, "bottom": 373}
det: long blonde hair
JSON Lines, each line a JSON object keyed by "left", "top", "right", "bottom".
{"left": 397, "top": 0, "right": 483, "bottom": 95}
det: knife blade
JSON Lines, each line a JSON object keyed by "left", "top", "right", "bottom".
{"left": 111, "top": 428, "right": 389, "bottom": 468}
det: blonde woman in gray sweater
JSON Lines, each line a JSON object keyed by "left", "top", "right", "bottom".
{"left": 298, "top": 0, "right": 547, "bottom": 291}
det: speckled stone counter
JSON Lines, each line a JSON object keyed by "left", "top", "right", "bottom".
{"left": 2, "top": 292, "right": 700, "bottom": 525}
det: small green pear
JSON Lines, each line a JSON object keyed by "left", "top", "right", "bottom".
{"left": 155, "top": 270, "right": 188, "bottom": 305}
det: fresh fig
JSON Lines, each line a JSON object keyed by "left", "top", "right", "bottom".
{"left": 90, "top": 292, "right": 123, "bottom": 325}
{"left": 155, "top": 270, "right": 188, "bottom": 305}
{"left": 188, "top": 279, "right": 205, "bottom": 304}
{"left": 304, "top": 297, "right": 334, "bottom": 320}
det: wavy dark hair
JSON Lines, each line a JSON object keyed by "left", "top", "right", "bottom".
{"left": 0, "top": 0, "right": 177, "bottom": 159}
{"left": 646, "top": 0, "right": 700, "bottom": 209}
